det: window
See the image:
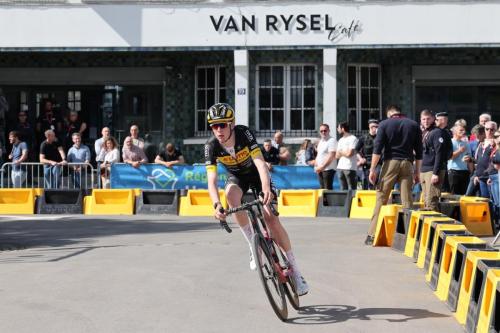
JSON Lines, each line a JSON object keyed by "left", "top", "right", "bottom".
{"left": 19, "top": 91, "right": 28, "bottom": 112}
{"left": 67, "top": 90, "right": 82, "bottom": 112}
{"left": 195, "top": 66, "right": 226, "bottom": 133}
{"left": 347, "top": 64, "right": 381, "bottom": 131}
{"left": 257, "top": 65, "right": 317, "bottom": 133}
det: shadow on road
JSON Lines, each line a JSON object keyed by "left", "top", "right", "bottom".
{"left": 288, "top": 304, "right": 450, "bottom": 325}
{"left": 0, "top": 216, "right": 218, "bottom": 250}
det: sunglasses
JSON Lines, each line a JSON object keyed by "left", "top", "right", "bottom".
{"left": 210, "top": 123, "right": 228, "bottom": 130}
{"left": 319, "top": 129, "right": 328, "bottom": 133}
{"left": 486, "top": 128, "right": 495, "bottom": 131}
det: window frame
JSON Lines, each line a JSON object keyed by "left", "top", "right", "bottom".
{"left": 194, "top": 65, "right": 226, "bottom": 134}
{"left": 346, "top": 63, "right": 382, "bottom": 131}
{"left": 256, "top": 63, "right": 318, "bottom": 133}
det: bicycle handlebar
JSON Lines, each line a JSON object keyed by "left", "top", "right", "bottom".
{"left": 218, "top": 198, "right": 279, "bottom": 234}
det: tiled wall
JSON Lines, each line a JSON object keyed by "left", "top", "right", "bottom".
{"left": 337, "top": 47, "right": 500, "bottom": 122}
{"left": 3, "top": 47, "right": 500, "bottom": 162}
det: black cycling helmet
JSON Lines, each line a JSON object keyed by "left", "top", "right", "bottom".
{"left": 207, "top": 103, "right": 235, "bottom": 125}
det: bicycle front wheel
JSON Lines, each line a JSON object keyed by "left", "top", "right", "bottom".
{"left": 252, "top": 233, "right": 288, "bottom": 321}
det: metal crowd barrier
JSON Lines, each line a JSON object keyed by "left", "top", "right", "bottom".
{"left": 0, "top": 162, "right": 98, "bottom": 189}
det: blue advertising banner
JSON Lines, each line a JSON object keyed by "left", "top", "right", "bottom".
{"left": 110, "top": 163, "right": 331, "bottom": 190}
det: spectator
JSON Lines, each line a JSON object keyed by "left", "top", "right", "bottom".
{"left": 39, "top": 129, "right": 66, "bottom": 189}
{"left": 295, "top": 139, "right": 315, "bottom": 166}
{"left": 420, "top": 112, "right": 452, "bottom": 212}
{"left": 454, "top": 119, "right": 469, "bottom": 141}
{"left": 13, "top": 110, "right": 35, "bottom": 157}
{"left": 143, "top": 134, "right": 158, "bottom": 163}
{"left": 480, "top": 113, "right": 492, "bottom": 127}
{"left": 366, "top": 105, "right": 423, "bottom": 245}
{"left": 129, "top": 125, "right": 144, "bottom": 149}
{"left": 261, "top": 139, "right": 280, "bottom": 171}
{"left": 489, "top": 130, "right": 500, "bottom": 223}
{"left": 448, "top": 124, "right": 473, "bottom": 195}
{"left": 336, "top": 122, "right": 359, "bottom": 190}
{"left": 64, "top": 111, "right": 87, "bottom": 150}
{"left": 271, "top": 130, "right": 291, "bottom": 165}
{"left": 314, "top": 123, "right": 337, "bottom": 190}
{"left": 67, "top": 133, "right": 91, "bottom": 189}
{"left": 469, "top": 125, "right": 485, "bottom": 158}
{"left": 470, "top": 113, "right": 492, "bottom": 141}
{"left": 421, "top": 111, "right": 452, "bottom": 211}
{"left": 468, "top": 121, "right": 497, "bottom": 198}
{"left": 98, "top": 137, "right": 120, "bottom": 188}
{"left": 356, "top": 119, "right": 379, "bottom": 190}
{"left": 36, "top": 99, "right": 62, "bottom": 143}
{"left": 8, "top": 131, "right": 28, "bottom": 187}
{"left": 95, "top": 127, "right": 110, "bottom": 161}
{"left": 122, "top": 136, "right": 147, "bottom": 168}
{"left": 465, "top": 125, "right": 486, "bottom": 196}
{"left": 155, "top": 142, "right": 184, "bottom": 168}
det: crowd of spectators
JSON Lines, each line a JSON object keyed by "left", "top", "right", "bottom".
{"left": 3, "top": 99, "right": 184, "bottom": 189}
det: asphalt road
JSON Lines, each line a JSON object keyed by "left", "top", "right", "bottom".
{"left": 0, "top": 215, "right": 463, "bottom": 333}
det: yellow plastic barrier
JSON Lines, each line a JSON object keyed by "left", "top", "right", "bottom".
{"left": 403, "top": 210, "right": 443, "bottom": 258}
{"left": 425, "top": 224, "right": 468, "bottom": 282}
{"left": 459, "top": 197, "right": 494, "bottom": 236}
{"left": 455, "top": 251, "right": 500, "bottom": 325}
{"left": 0, "top": 188, "right": 36, "bottom": 214}
{"left": 373, "top": 204, "right": 402, "bottom": 247}
{"left": 349, "top": 190, "right": 377, "bottom": 219}
{"left": 476, "top": 269, "right": 500, "bottom": 333}
{"left": 83, "top": 189, "right": 135, "bottom": 215}
{"left": 416, "top": 216, "right": 457, "bottom": 269}
{"left": 33, "top": 188, "right": 44, "bottom": 197}
{"left": 434, "top": 236, "right": 485, "bottom": 301}
{"left": 179, "top": 189, "right": 227, "bottom": 216}
{"left": 278, "top": 190, "right": 319, "bottom": 217}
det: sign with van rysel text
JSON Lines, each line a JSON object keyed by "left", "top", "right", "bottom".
{"left": 209, "top": 14, "right": 361, "bottom": 42}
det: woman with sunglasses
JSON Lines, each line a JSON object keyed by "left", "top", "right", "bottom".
{"left": 204, "top": 103, "right": 309, "bottom": 296}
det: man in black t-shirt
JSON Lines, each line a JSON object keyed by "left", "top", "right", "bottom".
{"left": 154, "top": 143, "right": 184, "bottom": 168}
{"left": 39, "top": 129, "right": 66, "bottom": 188}
{"left": 36, "top": 99, "right": 63, "bottom": 143}
{"left": 261, "top": 139, "right": 280, "bottom": 171}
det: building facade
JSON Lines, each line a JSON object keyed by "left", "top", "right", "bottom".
{"left": 1, "top": 1, "right": 500, "bottom": 162}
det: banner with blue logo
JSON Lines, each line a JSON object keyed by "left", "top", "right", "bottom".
{"left": 110, "top": 164, "right": 332, "bottom": 189}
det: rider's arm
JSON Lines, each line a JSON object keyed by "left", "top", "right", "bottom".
{"left": 204, "top": 141, "right": 224, "bottom": 216}
{"left": 207, "top": 165, "right": 221, "bottom": 208}
{"left": 253, "top": 154, "right": 273, "bottom": 205}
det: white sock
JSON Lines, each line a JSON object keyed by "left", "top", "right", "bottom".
{"left": 286, "top": 250, "right": 302, "bottom": 277}
{"left": 240, "top": 223, "right": 253, "bottom": 248}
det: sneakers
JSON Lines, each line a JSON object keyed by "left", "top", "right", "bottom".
{"left": 249, "top": 250, "right": 257, "bottom": 271}
{"left": 292, "top": 274, "right": 309, "bottom": 296}
{"left": 364, "top": 235, "right": 374, "bottom": 246}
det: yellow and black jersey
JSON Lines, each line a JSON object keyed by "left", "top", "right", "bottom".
{"left": 205, "top": 125, "right": 262, "bottom": 176}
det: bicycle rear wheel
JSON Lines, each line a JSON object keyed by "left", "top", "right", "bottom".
{"left": 252, "top": 233, "right": 288, "bottom": 321}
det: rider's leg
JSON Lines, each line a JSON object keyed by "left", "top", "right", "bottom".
{"left": 263, "top": 205, "right": 309, "bottom": 295}
{"left": 226, "top": 184, "right": 253, "bottom": 242}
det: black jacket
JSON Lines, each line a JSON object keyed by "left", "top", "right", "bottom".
{"left": 373, "top": 115, "right": 423, "bottom": 162}
{"left": 421, "top": 127, "right": 452, "bottom": 174}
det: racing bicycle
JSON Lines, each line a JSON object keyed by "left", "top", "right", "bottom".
{"left": 219, "top": 192, "right": 300, "bottom": 321}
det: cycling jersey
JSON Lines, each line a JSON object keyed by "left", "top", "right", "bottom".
{"left": 205, "top": 125, "right": 262, "bottom": 177}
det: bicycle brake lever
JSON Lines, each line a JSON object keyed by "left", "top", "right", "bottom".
{"left": 218, "top": 208, "right": 232, "bottom": 233}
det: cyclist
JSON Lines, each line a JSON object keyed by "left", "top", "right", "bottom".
{"left": 205, "top": 103, "right": 309, "bottom": 296}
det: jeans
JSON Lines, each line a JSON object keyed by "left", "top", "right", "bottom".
{"left": 338, "top": 169, "right": 357, "bottom": 190}
{"left": 362, "top": 166, "right": 381, "bottom": 190}
{"left": 489, "top": 173, "right": 500, "bottom": 207}
{"left": 448, "top": 169, "right": 470, "bottom": 195}
{"left": 318, "top": 169, "right": 335, "bottom": 190}
{"left": 43, "top": 165, "right": 61, "bottom": 189}
{"left": 10, "top": 169, "right": 26, "bottom": 188}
